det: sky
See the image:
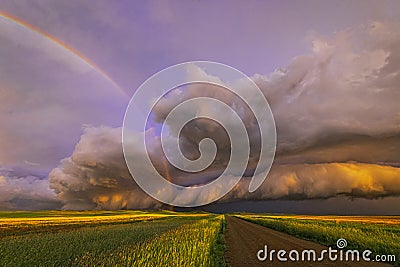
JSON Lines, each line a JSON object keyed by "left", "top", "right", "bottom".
{"left": 0, "top": 0, "right": 400, "bottom": 213}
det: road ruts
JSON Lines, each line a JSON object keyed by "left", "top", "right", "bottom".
{"left": 224, "top": 216, "right": 391, "bottom": 267}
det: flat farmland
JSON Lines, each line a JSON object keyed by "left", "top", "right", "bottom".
{"left": 0, "top": 211, "right": 226, "bottom": 267}
{"left": 1, "top": 211, "right": 399, "bottom": 266}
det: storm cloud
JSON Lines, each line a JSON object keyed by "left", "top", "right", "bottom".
{"left": 49, "top": 127, "right": 161, "bottom": 210}
{"left": 49, "top": 128, "right": 400, "bottom": 209}
{"left": 49, "top": 21, "right": 400, "bottom": 209}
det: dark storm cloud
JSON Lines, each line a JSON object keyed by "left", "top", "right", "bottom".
{"left": 49, "top": 127, "right": 400, "bottom": 210}
{"left": 48, "top": 21, "right": 400, "bottom": 209}
{"left": 153, "top": 21, "right": 400, "bottom": 167}
{"left": 49, "top": 127, "right": 161, "bottom": 210}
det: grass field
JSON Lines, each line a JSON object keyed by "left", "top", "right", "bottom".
{"left": 237, "top": 214, "right": 400, "bottom": 266}
{"left": 1, "top": 211, "right": 399, "bottom": 266}
{"left": 0, "top": 211, "right": 227, "bottom": 267}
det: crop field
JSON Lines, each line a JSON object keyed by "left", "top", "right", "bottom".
{"left": 237, "top": 214, "right": 400, "bottom": 266}
{"left": 1, "top": 210, "right": 399, "bottom": 266}
{"left": 0, "top": 211, "right": 226, "bottom": 267}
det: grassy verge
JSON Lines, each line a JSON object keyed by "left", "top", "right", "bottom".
{"left": 238, "top": 214, "right": 400, "bottom": 266}
{"left": 209, "top": 215, "right": 228, "bottom": 267}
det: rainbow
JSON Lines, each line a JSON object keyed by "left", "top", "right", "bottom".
{"left": 0, "top": 10, "right": 128, "bottom": 97}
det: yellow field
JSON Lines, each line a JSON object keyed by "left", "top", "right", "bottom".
{"left": 0, "top": 211, "right": 227, "bottom": 266}
{"left": 245, "top": 214, "right": 400, "bottom": 225}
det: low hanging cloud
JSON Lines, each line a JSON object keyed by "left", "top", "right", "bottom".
{"left": 49, "top": 127, "right": 161, "bottom": 210}
{"left": 49, "top": 21, "right": 400, "bottom": 210}
{"left": 49, "top": 130, "right": 400, "bottom": 210}
{"left": 0, "top": 169, "right": 60, "bottom": 210}
{"left": 227, "top": 163, "right": 400, "bottom": 201}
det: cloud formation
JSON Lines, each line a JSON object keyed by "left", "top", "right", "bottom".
{"left": 151, "top": 21, "right": 400, "bottom": 173}
{"left": 49, "top": 127, "right": 161, "bottom": 210}
{"left": 49, "top": 127, "right": 400, "bottom": 210}
{"left": 0, "top": 168, "right": 60, "bottom": 210}
{"left": 49, "top": 21, "right": 400, "bottom": 209}
{"left": 258, "top": 21, "right": 400, "bottom": 157}
{"left": 227, "top": 163, "right": 400, "bottom": 201}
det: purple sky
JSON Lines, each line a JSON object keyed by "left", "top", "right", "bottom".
{"left": 1, "top": 0, "right": 400, "bottom": 212}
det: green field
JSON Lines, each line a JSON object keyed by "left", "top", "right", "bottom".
{"left": 0, "top": 211, "right": 227, "bottom": 267}
{"left": 237, "top": 214, "right": 400, "bottom": 266}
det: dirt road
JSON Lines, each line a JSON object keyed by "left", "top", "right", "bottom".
{"left": 224, "top": 216, "right": 390, "bottom": 267}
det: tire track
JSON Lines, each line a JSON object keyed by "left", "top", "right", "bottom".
{"left": 225, "top": 216, "right": 390, "bottom": 267}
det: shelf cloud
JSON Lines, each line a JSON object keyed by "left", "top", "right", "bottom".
{"left": 41, "top": 21, "right": 400, "bottom": 209}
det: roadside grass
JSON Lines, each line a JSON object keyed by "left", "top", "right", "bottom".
{"left": 72, "top": 215, "right": 227, "bottom": 267}
{"left": 210, "top": 215, "right": 228, "bottom": 267}
{"left": 237, "top": 214, "right": 400, "bottom": 266}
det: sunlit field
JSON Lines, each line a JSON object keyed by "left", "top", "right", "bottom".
{"left": 238, "top": 214, "right": 400, "bottom": 266}
{"left": 0, "top": 211, "right": 226, "bottom": 266}
{"left": 0, "top": 210, "right": 170, "bottom": 237}
{"left": 2, "top": 211, "right": 400, "bottom": 266}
